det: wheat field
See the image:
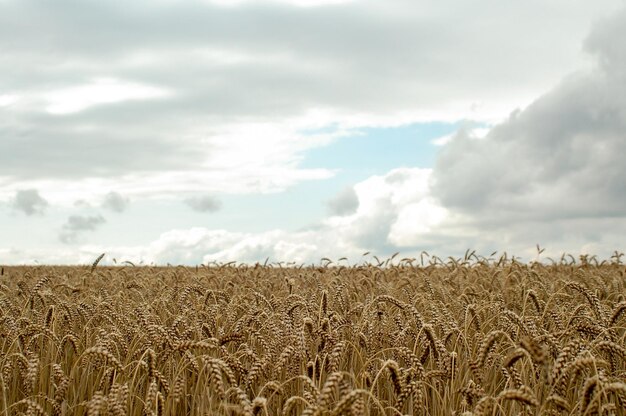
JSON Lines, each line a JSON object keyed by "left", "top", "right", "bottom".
{"left": 0, "top": 254, "right": 625, "bottom": 415}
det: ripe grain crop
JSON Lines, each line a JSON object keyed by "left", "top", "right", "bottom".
{"left": 0, "top": 253, "right": 625, "bottom": 415}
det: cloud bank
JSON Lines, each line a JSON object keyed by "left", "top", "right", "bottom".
{"left": 108, "top": 7, "right": 626, "bottom": 264}
{"left": 1, "top": 1, "right": 625, "bottom": 264}
{"left": 432, "top": 7, "right": 626, "bottom": 224}
{"left": 0, "top": 0, "right": 620, "bottom": 201}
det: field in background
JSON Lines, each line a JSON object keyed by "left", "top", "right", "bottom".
{"left": 0, "top": 255, "right": 625, "bottom": 415}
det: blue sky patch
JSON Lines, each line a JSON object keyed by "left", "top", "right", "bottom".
{"left": 301, "top": 122, "right": 462, "bottom": 174}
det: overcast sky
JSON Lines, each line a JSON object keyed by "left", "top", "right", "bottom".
{"left": 1, "top": 0, "right": 625, "bottom": 265}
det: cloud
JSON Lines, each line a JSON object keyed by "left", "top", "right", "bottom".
{"left": 332, "top": 168, "right": 450, "bottom": 252}
{"left": 0, "top": 94, "right": 17, "bottom": 106}
{"left": 132, "top": 168, "right": 452, "bottom": 264}
{"left": 206, "top": 0, "right": 357, "bottom": 7}
{"left": 102, "top": 191, "right": 129, "bottom": 213}
{"left": 74, "top": 199, "right": 92, "bottom": 208}
{"left": 123, "top": 109, "right": 626, "bottom": 263}
{"left": 11, "top": 189, "right": 48, "bottom": 215}
{"left": 115, "top": 228, "right": 353, "bottom": 265}
{"left": 426, "top": 8, "right": 626, "bottom": 255}
{"left": 44, "top": 78, "right": 170, "bottom": 115}
{"left": 4, "top": 168, "right": 441, "bottom": 265}
{"left": 130, "top": 159, "right": 624, "bottom": 264}
{"left": 2, "top": 1, "right": 626, "bottom": 264}
{"left": 432, "top": 9, "right": 626, "bottom": 224}
{"left": 59, "top": 215, "right": 106, "bottom": 244}
{"left": 327, "top": 186, "right": 358, "bottom": 215}
{"left": 0, "top": 113, "right": 337, "bottom": 204}
{"left": 184, "top": 195, "right": 222, "bottom": 213}
{"left": 432, "top": 127, "right": 490, "bottom": 146}
{"left": 0, "top": 0, "right": 621, "bottom": 204}
{"left": 3, "top": 157, "right": 624, "bottom": 265}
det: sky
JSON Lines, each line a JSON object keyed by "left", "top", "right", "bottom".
{"left": 1, "top": 0, "right": 625, "bottom": 265}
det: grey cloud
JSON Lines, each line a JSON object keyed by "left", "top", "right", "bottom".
{"left": 431, "top": 8, "right": 626, "bottom": 228}
{"left": 1, "top": 0, "right": 624, "bottom": 268}
{"left": 102, "top": 191, "right": 129, "bottom": 213}
{"left": 584, "top": 7, "right": 626, "bottom": 72}
{"left": 59, "top": 214, "right": 106, "bottom": 244}
{"left": 0, "top": 0, "right": 621, "bottom": 185}
{"left": 12, "top": 189, "right": 48, "bottom": 215}
{"left": 184, "top": 195, "right": 222, "bottom": 213}
{"left": 0, "top": 1, "right": 616, "bottom": 79}
{"left": 0, "top": 111, "right": 206, "bottom": 180}
{"left": 327, "top": 186, "right": 358, "bottom": 216}
{"left": 74, "top": 199, "right": 91, "bottom": 208}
